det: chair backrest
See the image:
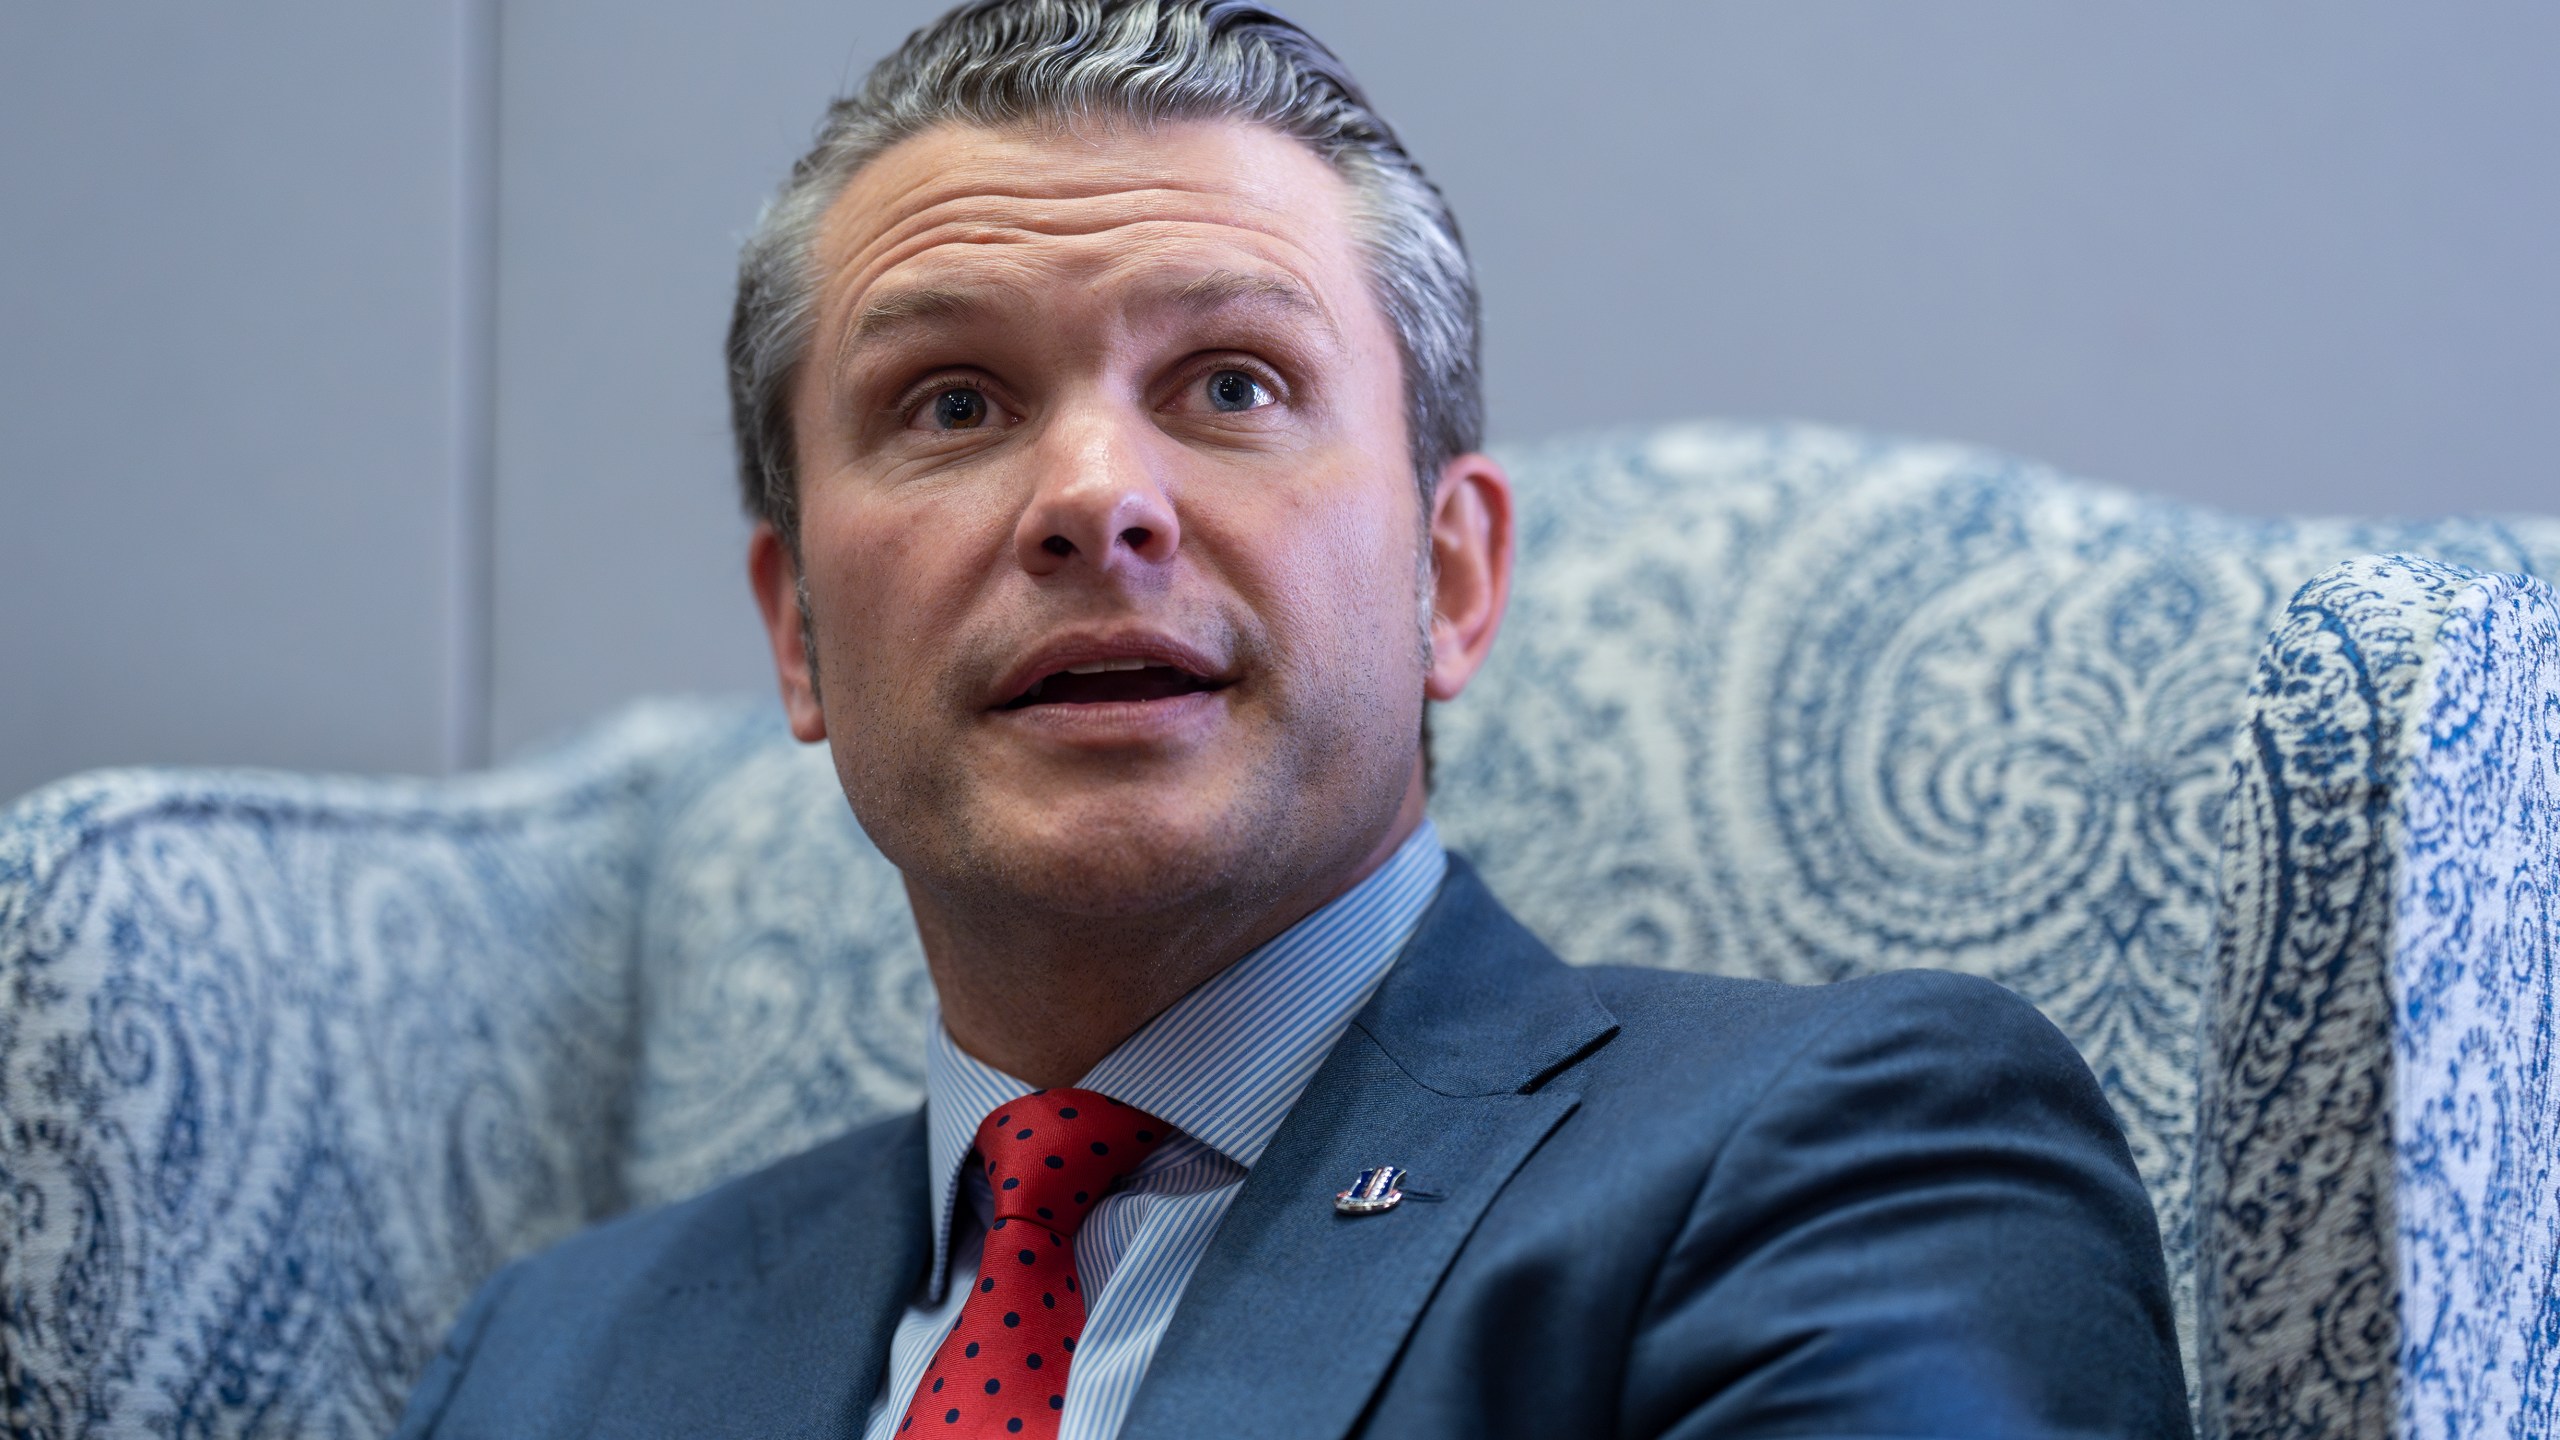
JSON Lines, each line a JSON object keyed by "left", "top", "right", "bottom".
{"left": 5, "top": 421, "right": 2554, "bottom": 1435}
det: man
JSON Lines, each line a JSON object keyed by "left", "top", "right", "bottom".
{"left": 396, "top": 2, "right": 2189, "bottom": 1436}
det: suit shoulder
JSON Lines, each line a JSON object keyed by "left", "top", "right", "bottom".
{"left": 1568, "top": 963, "right": 2101, "bottom": 1135}
{"left": 500, "top": 1107, "right": 922, "bottom": 1315}
{"left": 1582, "top": 963, "right": 2064, "bottom": 1054}
{"left": 395, "top": 1110, "right": 925, "bottom": 1436}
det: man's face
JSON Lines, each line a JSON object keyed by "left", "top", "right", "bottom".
{"left": 764, "top": 117, "right": 1449, "bottom": 924}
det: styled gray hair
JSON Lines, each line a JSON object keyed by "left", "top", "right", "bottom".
{"left": 726, "top": 0, "right": 1482, "bottom": 552}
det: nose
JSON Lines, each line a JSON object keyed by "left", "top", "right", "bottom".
{"left": 1012, "top": 409, "right": 1181, "bottom": 579}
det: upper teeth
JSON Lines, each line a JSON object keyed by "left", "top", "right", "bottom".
{"left": 1063, "top": 658, "right": 1152, "bottom": 674}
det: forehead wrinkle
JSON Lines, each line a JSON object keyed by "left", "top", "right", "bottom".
{"left": 809, "top": 127, "right": 1373, "bottom": 393}
{"left": 822, "top": 222, "right": 1342, "bottom": 377}
{"left": 844, "top": 194, "right": 1305, "bottom": 293}
{"left": 878, "top": 184, "right": 1277, "bottom": 241}
{"left": 816, "top": 164, "right": 1328, "bottom": 300}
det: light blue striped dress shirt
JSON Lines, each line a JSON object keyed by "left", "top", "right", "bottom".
{"left": 858, "top": 820, "right": 1448, "bottom": 1440}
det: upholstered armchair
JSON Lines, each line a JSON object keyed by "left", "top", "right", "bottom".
{"left": 4, "top": 423, "right": 2553, "bottom": 1438}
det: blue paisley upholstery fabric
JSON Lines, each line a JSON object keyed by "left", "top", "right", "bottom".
{"left": 3, "top": 422, "right": 2554, "bottom": 1437}
{"left": 2198, "top": 556, "right": 2560, "bottom": 1440}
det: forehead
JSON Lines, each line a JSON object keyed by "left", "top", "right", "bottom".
{"left": 807, "top": 116, "right": 1375, "bottom": 342}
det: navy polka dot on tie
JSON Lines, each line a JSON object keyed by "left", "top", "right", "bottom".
{"left": 1073, "top": 1191, "right": 1088, "bottom": 1205}
{"left": 931, "top": 1376, "right": 944, "bottom": 1392}
{"left": 1015, "top": 1128, "right": 1033, "bottom": 1140}
{"left": 1018, "top": 1249, "right": 1036, "bottom": 1265}
{"left": 1136, "top": 1129, "right": 1154, "bottom": 1142}
{"left": 1001, "top": 1178, "right": 1019, "bottom": 1191}
{"left": 984, "top": 1379, "right": 1001, "bottom": 1395}
{"left": 992, "top": 1219, "right": 1007, "bottom": 1230}
{"left": 1042, "top": 1292, "right": 1055, "bottom": 1309}
{"left": 1003, "top": 1312, "right": 1020, "bottom": 1328}
{"left": 1045, "top": 1156, "right": 1064, "bottom": 1169}
{"left": 980, "top": 1277, "right": 995, "bottom": 1293}
{"left": 1049, "top": 1396, "right": 1064, "bottom": 1411}
{"left": 964, "top": 1342, "right": 979, "bottom": 1358}
{"left": 1090, "top": 1141, "right": 1110, "bottom": 1155}
{"left": 1027, "top": 1352, "right": 1044, "bottom": 1369}
{"left": 1036, "top": 1207, "right": 1053, "bottom": 1220}
{"left": 997, "top": 1114, "right": 1009, "bottom": 1126}
{"left": 1058, "top": 1106, "right": 1078, "bottom": 1119}
{"left": 1009, "top": 1421, "right": 1024, "bottom": 1434}
{"left": 944, "top": 1409, "right": 958, "bottom": 1424}
{"left": 1065, "top": 1276, "right": 1077, "bottom": 1293}
{"left": 1062, "top": 1335, "right": 1076, "bottom": 1352}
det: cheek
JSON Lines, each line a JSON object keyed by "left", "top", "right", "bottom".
{"left": 804, "top": 488, "right": 1010, "bottom": 719}
{"left": 1245, "top": 470, "right": 1426, "bottom": 679}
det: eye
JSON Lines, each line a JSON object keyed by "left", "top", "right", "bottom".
{"left": 917, "top": 384, "right": 991, "bottom": 431}
{"left": 1202, "top": 368, "right": 1273, "bottom": 413}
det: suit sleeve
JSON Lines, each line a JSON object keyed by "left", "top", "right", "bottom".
{"left": 1621, "top": 969, "right": 2191, "bottom": 1439}
{"left": 389, "top": 1259, "right": 522, "bottom": 1439}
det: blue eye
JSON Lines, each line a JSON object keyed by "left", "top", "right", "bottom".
{"left": 1205, "top": 369, "right": 1271, "bottom": 412}
{"left": 931, "top": 387, "right": 988, "bottom": 429}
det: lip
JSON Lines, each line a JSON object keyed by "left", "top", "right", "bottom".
{"left": 988, "top": 685, "right": 1232, "bottom": 748}
{"left": 985, "top": 628, "right": 1235, "bottom": 711}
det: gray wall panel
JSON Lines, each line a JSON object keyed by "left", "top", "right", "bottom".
{"left": 485, "top": 3, "right": 900, "bottom": 758}
{"left": 1362, "top": 3, "right": 2559, "bottom": 519}
{"left": 0, "top": 6, "right": 469, "bottom": 802}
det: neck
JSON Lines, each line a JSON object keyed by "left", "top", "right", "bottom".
{"left": 913, "top": 770, "right": 1429, "bottom": 1088}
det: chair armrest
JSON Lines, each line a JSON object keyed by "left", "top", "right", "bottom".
{"left": 2197, "top": 555, "right": 2560, "bottom": 1440}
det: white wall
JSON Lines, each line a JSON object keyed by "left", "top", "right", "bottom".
{"left": 6, "top": 2, "right": 2555, "bottom": 801}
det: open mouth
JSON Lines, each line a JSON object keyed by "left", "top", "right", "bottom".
{"left": 998, "top": 659, "right": 1228, "bottom": 710}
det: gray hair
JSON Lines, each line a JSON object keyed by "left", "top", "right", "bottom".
{"left": 726, "top": 0, "right": 1482, "bottom": 553}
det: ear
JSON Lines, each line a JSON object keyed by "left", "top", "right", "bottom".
{"left": 1424, "top": 452, "right": 1513, "bottom": 702}
{"left": 748, "top": 522, "right": 828, "bottom": 743}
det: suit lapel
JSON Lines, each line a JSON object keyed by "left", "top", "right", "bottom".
{"left": 582, "top": 1110, "right": 932, "bottom": 1440}
{"left": 1117, "top": 857, "right": 1619, "bottom": 1440}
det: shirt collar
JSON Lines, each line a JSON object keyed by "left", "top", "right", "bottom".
{"left": 918, "top": 820, "right": 1447, "bottom": 1295}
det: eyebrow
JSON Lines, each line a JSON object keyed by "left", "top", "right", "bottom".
{"left": 844, "top": 285, "right": 983, "bottom": 352}
{"left": 835, "top": 268, "right": 1340, "bottom": 376}
{"left": 1157, "top": 269, "right": 1332, "bottom": 329}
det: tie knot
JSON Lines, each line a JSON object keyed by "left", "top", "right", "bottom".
{"left": 973, "top": 1087, "right": 1169, "bottom": 1230}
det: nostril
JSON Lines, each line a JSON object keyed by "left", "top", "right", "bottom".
{"left": 1120, "top": 526, "right": 1152, "bottom": 550}
{"left": 1042, "top": 535, "right": 1074, "bottom": 557}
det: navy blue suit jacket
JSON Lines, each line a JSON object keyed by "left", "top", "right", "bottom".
{"left": 395, "top": 856, "right": 2190, "bottom": 1438}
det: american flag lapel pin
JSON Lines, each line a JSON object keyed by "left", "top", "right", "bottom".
{"left": 1334, "top": 1164, "right": 1405, "bottom": 1215}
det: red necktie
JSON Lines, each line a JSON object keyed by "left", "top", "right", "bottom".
{"left": 900, "top": 1087, "right": 1169, "bottom": 1437}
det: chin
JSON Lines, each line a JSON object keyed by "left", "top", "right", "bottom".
{"left": 965, "top": 789, "right": 1266, "bottom": 920}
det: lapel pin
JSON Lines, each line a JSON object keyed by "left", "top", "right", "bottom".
{"left": 1335, "top": 1165, "right": 1406, "bottom": 1215}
